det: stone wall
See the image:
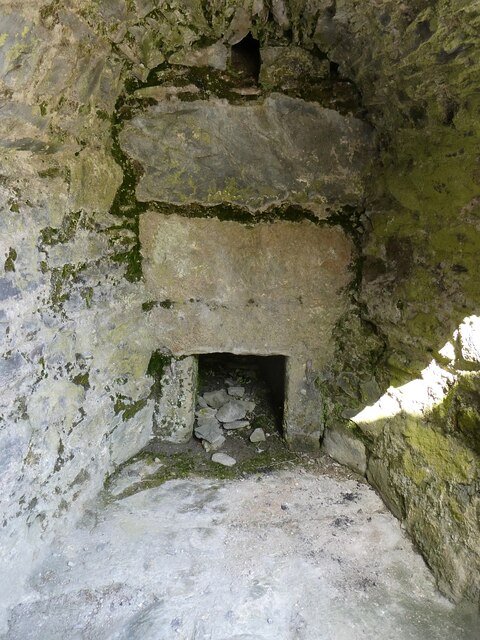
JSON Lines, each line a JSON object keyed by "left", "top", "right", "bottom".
{"left": 0, "top": 0, "right": 479, "bottom": 619}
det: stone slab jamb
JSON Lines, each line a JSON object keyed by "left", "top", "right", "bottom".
{"left": 153, "top": 356, "right": 198, "bottom": 443}
{"left": 283, "top": 356, "right": 323, "bottom": 450}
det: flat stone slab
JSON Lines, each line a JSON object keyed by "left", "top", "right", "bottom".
{"left": 227, "top": 386, "right": 245, "bottom": 398}
{"left": 195, "top": 407, "right": 217, "bottom": 419}
{"left": 216, "top": 400, "right": 248, "bottom": 423}
{"left": 203, "top": 389, "right": 230, "bottom": 409}
{"left": 202, "top": 436, "right": 225, "bottom": 452}
{"left": 250, "top": 428, "right": 266, "bottom": 443}
{"left": 211, "top": 453, "right": 236, "bottom": 466}
{"left": 223, "top": 420, "right": 250, "bottom": 431}
{"left": 196, "top": 415, "right": 221, "bottom": 429}
{"left": 120, "top": 94, "right": 373, "bottom": 215}
{"left": 195, "top": 422, "right": 224, "bottom": 445}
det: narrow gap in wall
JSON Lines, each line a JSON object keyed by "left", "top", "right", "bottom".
{"left": 230, "top": 33, "right": 262, "bottom": 84}
{"left": 198, "top": 353, "right": 285, "bottom": 434}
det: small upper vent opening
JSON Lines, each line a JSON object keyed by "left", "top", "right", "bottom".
{"left": 231, "top": 33, "right": 261, "bottom": 84}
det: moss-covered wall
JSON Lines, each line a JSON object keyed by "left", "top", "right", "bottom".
{"left": 0, "top": 0, "right": 478, "bottom": 616}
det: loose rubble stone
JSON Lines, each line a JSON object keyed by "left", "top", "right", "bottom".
{"left": 196, "top": 396, "right": 208, "bottom": 408}
{"left": 195, "top": 407, "right": 217, "bottom": 419}
{"left": 194, "top": 422, "right": 224, "bottom": 445}
{"left": 250, "top": 428, "right": 266, "bottom": 443}
{"left": 223, "top": 420, "right": 250, "bottom": 431}
{"left": 202, "top": 437, "right": 226, "bottom": 452}
{"left": 239, "top": 400, "right": 256, "bottom": 413}
{"left": 216, "top": 400, "right": 248, "bottom": 423}
{"left": 211, "top": 453, "right": 236, "bottom": 467}
{"left": 203, "top": 390, "right": 230, "bottom": 409}
{"left": 196, "top": 415, "right": 221, "bottom": 429}
{"left": 228, "top": 386, "right": 245, "bottom": 398}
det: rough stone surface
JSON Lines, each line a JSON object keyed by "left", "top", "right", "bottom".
{"left": 216, "top": 400, "right": 248, "bottom": 423}
{"left": 454, "top": 316, "right": 480, "bottom": 370}
{"left": 211, "top": 452, "right": 237, "bottom": 466}
{"left": 196, "top": 414, "right": 221, "bottom": 429}
{"left": 2, "top": 472, "right": 478, "bottom": 639}
{"left": 195, "top": 421, "right": 224, "bottom": 445}
{"left": 0, "top": 0, "right": 479, "bottom": 614}
{"left": 120, "top": 95, "right": 373, "bottom": 215}
{"left": 152, "top": 356, "right": 198, "bottom": 443}
{"left": 141, "top": 213, "right": 351, "bottom": 446}
{"left": 322, "top": 427, "right": 367, "bottom": 476}
{"left": 223, "top": 420, "right": 250, "bottom": 430}
{"left": 250, "top": 428, "right": 267, "bottom": 443}
{"left": 203, "top": 389, "right": 230, "bottom": 409}
{"left": 227, "top": 386, "right": 245, "bottom": 397}
{"left": 168, "top": 41, "right": 228, "bottom": 70}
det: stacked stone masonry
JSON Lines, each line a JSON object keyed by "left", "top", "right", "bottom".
{"left": 0, "top": 1, "right": 478, "bottom": 623}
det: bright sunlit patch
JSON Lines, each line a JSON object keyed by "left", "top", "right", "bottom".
{"left": 351, "top": 315, "right": 480, "bottom": 429}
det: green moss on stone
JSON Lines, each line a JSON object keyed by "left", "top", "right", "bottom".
{"left": 72, "top": 372, "right": 90, "bottom": 389}
{"left": 4, "top": 247, "right": 17, "bottom": 272}
{"left": 404, "top": 419, "right": 475, "bottom": 483}
{"left": 40, "top": 211, "right": 83, "bottom": 247}
{"left": 113, "top": 394, "right": 148, "bottom": 421}
{"left": 141, "top": 300, "right": 157, "bottom": 312}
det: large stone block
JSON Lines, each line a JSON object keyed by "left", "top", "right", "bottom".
{"left": 141, "top": 212, "right": 353, "bottom": 446}
{"left": 153, "top": 356, "right": 198, "bottom": 443}
{"left": 120, "top": 94, "right": 373, "bottom": 215}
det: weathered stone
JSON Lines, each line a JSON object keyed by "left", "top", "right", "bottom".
{"left": 134, "top": 85, "right": 200, "bottom": 100}
{"left": 0, "top": 278, "right": 20, "bottom": 300}
{"left": 203, "top": 389, "right": 230, "bottom": 409}
{"left": 211, "top": 452, "right": 236, "bottom": 466}
{"left": 153, "top": 356, "right": 198, "bottom": 443}
{"left": 1, "top": 0, "right": 479, "bottom": 614}
{"left": 196, "top": 415, "right": 221, "bottom": 429}
{"left": 250, "top": 428, "right": 266, "bottom": 443}
{"left": 227, "top": 386, "right": 245, "bottom": 397}
{"left": 140, "top": 214, "right": 352, "bottom": 360}
{"left": 141, "top": 213, "right": 349, "bottom": 448}
{"left": 195, "top": 421, "right": 224, "bottom": 445}
{"left": 259, "top": 46, "right": 329, "bottom": 91}
{"left": 195, "top": 407, "right": 217, "bottom": 419}
{"left": 223, "top": 420, "right": 250, "bottom": 430}
{"left": 216, "top": 400, "right": 248, "bottom": 423}
{"left": 202, "top": 436, "right": 226, "bottom": 452}
{"left": 120, "top": 95, "right": 373, "bottom": 215}
{"left": 168, "top": 42, "right": 228, "bottom": 70}
{"left": 322, "top": 427, "right": 367, "bottom": 476}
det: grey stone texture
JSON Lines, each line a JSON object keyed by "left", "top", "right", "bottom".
{"left": 322, "top": 426, "right": 367, "bottom": 476}
{"left": 0, "top": 0, "right": 478, "bottom": 617}
{"left": 250, "top": 428, "right": 267, "bottom": 443}
{"left": 120, "top": 95, "right": 373, "bottom": 216}
{"left": 211, "top": 452, "right": 237, "bottom": 466}
{"left": 216, "top": 400, "right": 248, "bottom": 423}
{"left": 140, "top": 213, "right": 353, "bottom": 446}
{"left": 203, "top": 389, "right": 230, "bottom": 409}
{"left": 153, "top": 356, "right": 198, "bottom": 443}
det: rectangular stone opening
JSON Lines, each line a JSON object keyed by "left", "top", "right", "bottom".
{"left": 197, "top": 353, "right": 286, "bottom": 434}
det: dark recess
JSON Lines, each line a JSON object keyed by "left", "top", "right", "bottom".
{"left": 231, "top": 33, "right": 262, "bottom": 83}
{"left": 198, "top": 353, "right": 286, "bottom": 432}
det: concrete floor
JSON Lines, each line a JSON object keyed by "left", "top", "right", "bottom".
{"left": 3, "top": 464, "right": 478, "bottom": 640}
